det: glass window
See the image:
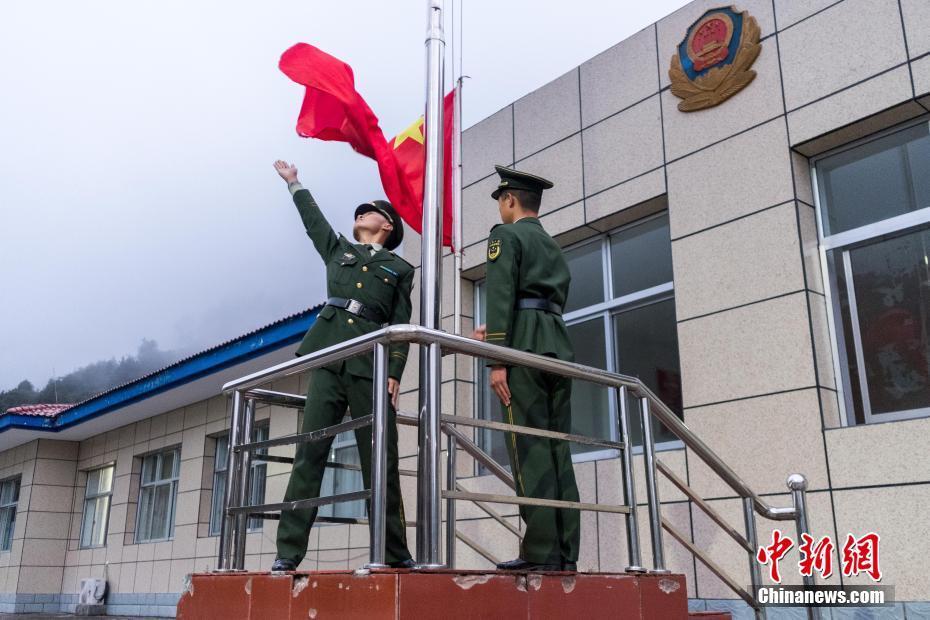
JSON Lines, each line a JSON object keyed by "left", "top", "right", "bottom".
{"left": 136, "top": 448, "right": 180, "bottom": 542}
{"left": 248, "top": 425, "right": 269, "bottom": 530}
{"left": 566, "top": 318, "right": 610, "bottom": 455}
{"left": 564, "top": 240, "right": 604, "bottom": 313}
{"left": 475, "top": 212, "right": 682, "bottom": 468}
{"left": 838, "top": 228, "right": 930, "bottom": 421}
{"left": 320, "top": 428, "right": 366, "bottom": 519}
{"left": 613, "top": 299, "right": 683, "bottom": 445}
{"left": 816, "top": 119, "right": 930, "bottom": 425}
{"left": 209, "top": 425, "right": 269, "bottom": 536}
{"left": 610, "top": 214, "right": 674, "bottom": 298}
{"left": 0, "top": 478, "right": 19, "bottom": 552}
{"left": 80, "top": 465, "right": 114, "bottom": 548}
{"left": 209, "top": 435, "right": 229, "bottom": 536}
{"left": 817, "top": 122, "right": 930, "bottom": 236}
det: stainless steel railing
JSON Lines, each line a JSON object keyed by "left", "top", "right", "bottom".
{"left": 217, "top": 324, "right": 820, "bottom": 620}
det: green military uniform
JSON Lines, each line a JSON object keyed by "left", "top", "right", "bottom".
{"left": 276, "top": 184, "right": 413, "bottom": 566}
{"left": 485, "top": 166, "right": 580, "bottom": 568}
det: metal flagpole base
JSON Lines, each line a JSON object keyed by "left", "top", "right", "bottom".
{"left": 413, "top": 563, "right": 445, "bottom": 570}
{"left": 624, "top": 566, "right": 647, "bottom": 574}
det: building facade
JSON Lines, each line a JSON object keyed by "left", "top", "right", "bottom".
{"left": 0, "top": 0, "right": 928, "bottom": 617}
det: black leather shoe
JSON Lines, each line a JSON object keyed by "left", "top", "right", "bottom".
{"left": 386, "top": 558, "right": 417, "bottom": 569}
{"left": 561, "top": 561, "right": 577, "bottom": 572}
{"left": 270, "top": 558, "right": 296, "bottom": 571}
{"left": 495, "top": 558, "right": 560, "bottom": 571}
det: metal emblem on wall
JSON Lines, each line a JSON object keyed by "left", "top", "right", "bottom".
{"left": 669, "top": 6, "right": 761, "bottom": 112}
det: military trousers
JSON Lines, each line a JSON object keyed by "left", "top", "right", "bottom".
{"left": 276, "top": 364, "right": 411, "bottom": 565}
{"left": 504, "top": 365, "right": 580, "bottom": 565}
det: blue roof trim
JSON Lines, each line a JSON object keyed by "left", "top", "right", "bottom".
{"left": 0, "top": 307, "right": 320, "bottom": 434}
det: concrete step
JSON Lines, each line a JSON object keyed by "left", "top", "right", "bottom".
{"left": 178, "top": 569, "right": 691, "bottom": 619}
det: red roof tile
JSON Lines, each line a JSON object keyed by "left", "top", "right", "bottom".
{"left": 5, "top": 403, "right": 73, "bottom": 417}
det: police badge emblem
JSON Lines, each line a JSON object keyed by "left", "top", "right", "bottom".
{"left": 669, "top": 6, "right": 761, "bottom": 112}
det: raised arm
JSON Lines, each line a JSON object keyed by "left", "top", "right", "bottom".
{"left": 274, "top": 160, "right": 340, "bottom": 263}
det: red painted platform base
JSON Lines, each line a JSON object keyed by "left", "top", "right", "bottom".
{"left": 177, "top": 569, "right": 699, "bottom": 619}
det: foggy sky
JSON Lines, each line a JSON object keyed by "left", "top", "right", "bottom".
{"left": 0, "top": 0, "right": 689, "bottom": 389}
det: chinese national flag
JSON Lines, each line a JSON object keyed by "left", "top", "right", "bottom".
{"left": 279, "top": 43, "right": 454, "bottom": 247}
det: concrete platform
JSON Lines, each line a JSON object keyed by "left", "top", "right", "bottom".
{"left": 177, "top": 569, "right": 697, "bottom": 619}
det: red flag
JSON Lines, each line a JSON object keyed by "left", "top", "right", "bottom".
{"left": 279, "top": 43, "right": 454, "bottom": 247}
{"left": 388, "top": 92, "right": 455, "bottom": 249}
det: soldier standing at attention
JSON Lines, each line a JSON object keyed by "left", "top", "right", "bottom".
{"left": 473, "top": 165, "right": 580, "bottom": 572}
{"left": 270, "top": 160, "right": 415, "bottom": 571}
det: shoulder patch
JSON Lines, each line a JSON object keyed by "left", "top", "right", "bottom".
{"left": 488, "top": 239, "right": 502, "bottom": 261}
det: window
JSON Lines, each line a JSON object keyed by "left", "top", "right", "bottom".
{"left": 209, "top": 425, "right": 269, "bottom": 535}
{"left": 815, "top": 119, "right": 930, "bottom": 424}
{"left": 80, "top": 465, "right": 114, "bottom": 548}
{"left": 475, "top": 213, "right": 683, "bottom": 466}
{"left": 136, "top": 448, "right": 180, "bottom": 542}
{"left": 209, "top": 436, "right": 229, "bottom": 536}
{"left": 320, "top": 427, "right": 366, "bottom": 520}
{"left": 248, "top": 426, "right": 268, "bottom": 531}
{"left": 0, "top": 478, "right": 19, "bottom": 551}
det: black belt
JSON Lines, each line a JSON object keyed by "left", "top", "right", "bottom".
{"left": 516, "top": 298, "right": 563, "bottom": 315}
{"left": 327, "top": 297, "right": 386, "bottom": 324}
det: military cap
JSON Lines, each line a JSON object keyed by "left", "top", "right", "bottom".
{"left": 355, "top": 200, "right": 404, "bottom": 251}
{"left": 490, "top": 165, "right": 555, "bottom": 200}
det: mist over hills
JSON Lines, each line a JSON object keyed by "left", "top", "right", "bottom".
{"left": 0, "top": 339, "right": 185, "bottom": 413}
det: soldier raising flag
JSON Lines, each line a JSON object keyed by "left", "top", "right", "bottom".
{"left": 270, "top": 160, "right": 415, "bottom": 571}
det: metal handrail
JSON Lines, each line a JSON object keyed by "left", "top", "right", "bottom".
{"left": 218, "top": 324, "right": 818, "bottom": 620}
{"left": 220, "top": 327, "right": 639, "bottom": 565}
{"left": 225, "top": 326, "right": 761, "bottom": 500}
{"left": 222, "top": 325, "right": 793, "bottom": 519}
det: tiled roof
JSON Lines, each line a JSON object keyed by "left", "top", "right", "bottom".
{"left": 0, "top": 303, "right": 321, "bottom": 432}
{"left": 5, "top": 403, "right": 74, "bottom": 417}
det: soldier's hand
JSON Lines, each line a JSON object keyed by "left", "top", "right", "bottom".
{"left": 388, "top": 378, "right": 400, "bottom": 409}
{"left": 489, "top": 366, "right": 511, "bottom": 406}
{"left": 274, "top": 159, "right": 299, "bottom": 184}
{"left": 471, "top": 324, "right": 487, "bottom": 341}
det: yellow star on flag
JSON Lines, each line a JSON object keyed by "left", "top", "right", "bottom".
{"left": 392, "top": 116, "right": 425, "bottom": 149}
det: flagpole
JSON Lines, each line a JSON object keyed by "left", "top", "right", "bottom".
{"left": 452, "top": 79, "right": 463, "bottom": 336}
{"left": 416, "top": 0, "right": 446, "bottom": 568}
{"left": 451, "top": 0, "right": 464, "bottom": 337}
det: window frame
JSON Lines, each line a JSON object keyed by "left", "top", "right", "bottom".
{"left": 79, "top": 463, "right": 115, "bottom": 549}
{"left": 134, "top": 447, "right": 180, "bottom": 543}
{"left": 0, "top": 477, "right": 20, "bottom": 552}
{"left": 208, "top": 424, "right": 269, "bottom": 536}
{"left": 811, "top": 115, "right": 930, "bottom": 426}
{"left": 473, "top": 212, "right": 683, "bottom": 469}
{"left": 208, "top": 434, "right": 229, "bottom": 537}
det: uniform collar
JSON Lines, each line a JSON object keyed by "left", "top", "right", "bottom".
{"left": 514, "top": 216, "right": 541, "bottom": 226}
{"left": 363, "top": 245, "right": 394, "bottom": 265}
